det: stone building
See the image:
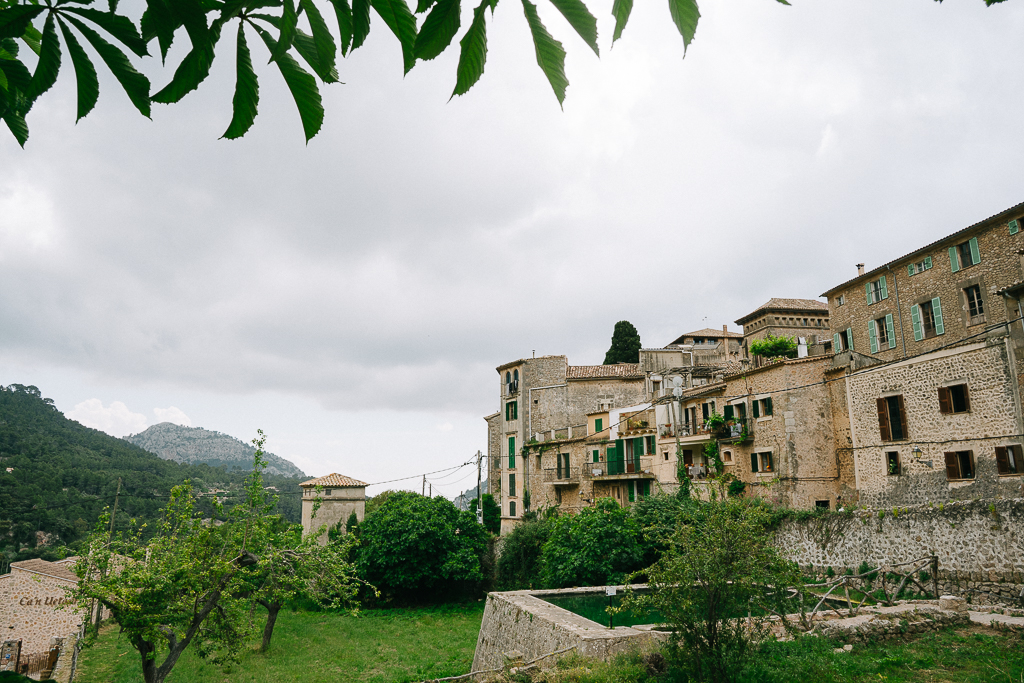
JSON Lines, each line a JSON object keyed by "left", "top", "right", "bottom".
{"left": 487, "top": 356, "right": 647, "bottom": 533}
{"left": 735, "top": 298, "right": 830, "bottom": 365}
{"left": 300, "top": 473, "right": 367, "bottom": 544}
{"left": 0, "top": 559, "right": 85, "bottom": 656}
{"left": 822, "top": 201, "right": 1024, "bottom": 506}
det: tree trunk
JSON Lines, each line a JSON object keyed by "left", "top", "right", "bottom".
{"left": 259, "top": 599, "right": 283, "bottom": 652}
{"left": 135, "top": 637, "right": 158, "bottom": 683}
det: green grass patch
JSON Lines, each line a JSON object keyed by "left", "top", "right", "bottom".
{"left": 76, "top": 602, "right": 486, "bottom": 683}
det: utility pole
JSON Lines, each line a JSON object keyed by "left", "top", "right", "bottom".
{"left": 422, "top": 475, "right": 426, "bottom": 496}
{"left": 429, "top": 483, "right": 432, "bottom": 497}
{"left": 476, "top": 450, "right": 483, "bottom": 525}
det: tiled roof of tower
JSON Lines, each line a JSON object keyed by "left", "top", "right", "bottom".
{"left": 12, "top": 558, "right": 79, "bottom": 582}
{"left": 734, "top": 298, "right": 828, "bottom": 325}
{"left": 300, "top": 473, "right": 368, "bottom": 488}
{"left": 670, "top": 327, "right": 743, "bottom": 342}
{"left": 566, "top": 364, "right": 644, "bottom": 379}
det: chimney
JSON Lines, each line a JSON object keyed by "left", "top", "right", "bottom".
{"left": 722, "top": 324, "right": 728, "bottom": 333}
{"left": 856, "top": 263, "right": 865, "bottom": 276}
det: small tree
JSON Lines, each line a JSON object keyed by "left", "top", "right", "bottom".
{"left": 621, "top": 501, "right": 801, "bottom": 683}
{"left": 495, "top": 516, "right": 554, "bottom": 590}
{"left": 469, "top": 494, "right": 501, "bottom": 536}
{"left": 345, "top": 511, "right": 359, "bottom": 533}
{"left": 603, "top": 321, "right": 642, "bottom": 365}
{"left": 749, "top": 334, "right": 798, "bottom": 360}
{"left": 541, "top": 497, "right": 645, "bottom": 588}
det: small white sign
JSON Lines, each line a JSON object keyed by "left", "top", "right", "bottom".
{"left": 605, "top": 586, "right": 617, "bottom": 596}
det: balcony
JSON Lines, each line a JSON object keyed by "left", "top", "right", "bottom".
{"left": 715, "top": 418, "right": 753, "bottom": 443}
{"left": 543, "top": 467, "right": 580, "bottom": 485}
{"left": 584, "top": 456, "right": 656, "bottom": 480}
{"left": 660, "top": 421, "right": 713, "bottom": 439}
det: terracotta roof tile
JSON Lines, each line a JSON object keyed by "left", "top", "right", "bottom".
{"left": 669, "top": 328, "right": 743, "bottom": 343}
{"left": 300, "top": 473, "right": 368, "bottom": 488}
{"left": 735, "top": 298, "right": 828, "bottom": 325}
{"left": 566, "top": 364, "right": 644, "bottom": 380}
{"left": 12, "top": 558, "right": 79, "bottom": 582}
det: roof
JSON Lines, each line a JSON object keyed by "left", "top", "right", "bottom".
{"left": 669, "top": 328, "right": 743, "bottom": 345}
{"left": 300, "top": 473, "right": 368, "bottom": 488}
{"left": 11, "top": 558, "right": 79, "bottom": 582}
{"left": 735, "top": 298, "right": 829, "bottom": 325}
{"left": 996, "top": 279, "right": 1024, "bottom": 297}
{"left": 566, "top": 364, "right": 644, "bottom": 380}
{"left": 495, "top": 355, "right": 566, "bottom": 373}
{"left": 821, "top": 201, "right": 1024, "bottom": 297}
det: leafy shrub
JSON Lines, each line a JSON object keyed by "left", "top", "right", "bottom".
{"left": 727, "top": 478, "right": 747, "bottom": 498}
{"left": 469, "top": 494, "right": 502, "bottom": 536}
{"left": 357, "top": 492, "right": 489, "bottom": 601}
{"left": 541, "top": 498, "right": 646, "bottom": 588}
{"left": 749, "top": 333, "right": 798, "bottom": 359}
{"left": 495, "top": 516, "right": 554, "bottom": 590}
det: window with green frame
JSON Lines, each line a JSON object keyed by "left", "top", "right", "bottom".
{"left": 505, "top": 401, "right": 518, "bottom": 421}
{"left": 592, "top": 449, "right": 600, "bottom": 463}
{"left": 507, "top": 436, "right": 516, "bottom": 469}
{"left": 594, "top": 417, "right": 603, "bottom": 433}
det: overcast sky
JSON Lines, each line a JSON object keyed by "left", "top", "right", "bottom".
{"left": 2, "top": 0, "right": 1022, "bottom": 498}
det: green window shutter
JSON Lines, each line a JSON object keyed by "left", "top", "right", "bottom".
{"left": 949, "top": 246, "right": 960, "bottom": 273}
{"left": 765, "top": 397, "right": 773, "bottom": 416}
{"left": 833, "top": 332, "right": 841, "bottom": 351}
{"left": 724, "top": 405, "right": 734, "bottom": 420}
{"left": 911, "top": 304, "right": 923, "bottom": 341}
{"left": 593, "top": 449, "right": 599, "bottom": 463}
{"left": 866, "top": 282, "right": 873, "bottom": 304}
{"left": 969, "top": 237, "right": 980, "bottom": 265}
{"left": 751, "top": 453, "right": 758, "bottom": 473}
{"left": 753, "top": 400, "right": 760, "bottom": 418}
{"left": 513, "top": 402, "right": 517, "bottom": 419}
{"left": 846, "top": 328, "right": 854, "bottom": 352}
{"left": 885, "top": 314, "right": 896, "bottom": 349}
{"left": 595, "top": 418, "right": 603, "bottom": 433}
{"left": 508, "top": 437, "right": 515, "bottom": 469}
{"left": 879, "top": 275, "right": 888, "bottom": 300}
{"left": 924, "top": 256, "right": 932, "bottom": 270}
{"left": 509, "top": 473, "right": 515, "bottom": 497}
{"left": 868, "top": 320, "right": 878, "bottom": 354}
{"left": 1011, "top": 219, "right": 1020, "bottom": 235}
{"left": 556, "top": 454, "right": 562, "bottom": 479}
{"left": 627, "top": 480, "right": 635, "bottom": 502}
{"left": 932, "top": 297, "right": 944, "bottom": 335}
{"left": 907, "top": 264, "right": 915, "bottom": 276}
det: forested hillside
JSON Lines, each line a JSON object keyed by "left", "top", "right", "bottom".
{"left": 126, "top": 422, "right": 305, "bottom": 477}
{"left": 0, "top": 384, "right": 303, "bottom": 564}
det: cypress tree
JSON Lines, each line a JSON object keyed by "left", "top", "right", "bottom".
{"left": 603, "top": 321, "right": 642, "bottom": 364}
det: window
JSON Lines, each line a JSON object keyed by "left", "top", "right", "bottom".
{"left": 886, "top": 451, "right": 900, "bottom": 476}
{"left": 1010, "top": 219, "right": 1020, "bottom": 235}
{"left": 866, "top": 276, "right": 889, "bottom": 304}
{"left": 964, "top": 285, "right": 985, "bottom": 324}
{"left": 556, "top": 453, "right": 570, "bottom": 479}
{"left": 593, "top": 449, "right": 600, "bottom": 463}
{"left": 325, "top": 489, "right": 333, "bottom": 496}
{"left": 833, "top": 328, "right": 854, "bottom": 352}
{"left": 594, "top": 417, "right": 603, "bottom": 433}
{"left": 869, "top": 314, "right": 896, "bottom": 353}
{"left": 555, "top": 488, "right": 562, "bottom": 504}
{"left": 815, "top": 500, "right": 831, "bottom": 509}
{"left": 752, "top": 397, "right": 773, "bottom": 418}
{"left": 876, "top": 395, "right": 908, "bottom": 442}
{"left": 508, "top": 436, "right": 516, "bottom": 469}
{"left": 513, "top": 369, "right": 518, "bottom": 382}
{"left": 505, "top": 401, "right": 518, "bottom": 421}
{"left": 663, "top": 451, "right": 669, "bottom": 461}
{"left": 646, "top": 435, "right": 655, "bottom": 454}
{"left": 938, "top": 384, "right": 970, "bottom": 414}
{"left": 996, "top": 445, "right": 1023, "bottom": 475}
{"left": 508, "top": 473, "right": 516, "bottom": 497}
{"left": 722, "top": 450, "right": 733, "bottom": 463}
{"left": 509, "top": 501, "right": 516, "bottom": 517}
{"left": 751, "top": 452, "right": 773, "bottom": 473}
{"left": 950, "top": 237, "right": 980, "bottom": 272}
{"left": 944, "top": 451, "right": 975, "bottom": 480}
{"left": 911, "top": 298, "right": 944, "bottom": 340}
{"left": 907, "top": 257, "right": 933, "bottom": 276}
{"left": 836, "top": 294, "right": 845, "bottom": 306}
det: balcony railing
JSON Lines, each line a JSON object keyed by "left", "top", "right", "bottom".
{"left": 543, "top": 467, "right": 580, "bottom": 484}
{"left": 659, "top": 421, "right": 713, "bottom": 438}
{"left": 583, "top": 456, "right": 656, "bottom": 479}
{"left": 715, "top": 417, "right": 753, "bottom": 442}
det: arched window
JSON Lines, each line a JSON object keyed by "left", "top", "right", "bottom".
{"left": 509, "top": 501, "right": 516, "bottom": 517}
{"left": 506, "top": 371, "right": 511, "bottom": 384}
{"left": 513, "top": 369, "right": 519, "bottom": 382}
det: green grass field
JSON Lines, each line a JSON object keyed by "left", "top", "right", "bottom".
{"left": 75, "top": 602, "right": 486, "bottom": 683}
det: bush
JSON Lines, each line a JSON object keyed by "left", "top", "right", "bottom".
{"left": 727, "top": 478, "right": 747, "bottom": 498}
{"left": 495, "top": 516, "right": 554, "bottom": 590}
{"left": 357, "top": 491, "right": 489, "bottom": 601}
{"left": 541, "top": 498, "right": 646, "bottom": 588}
{"left": 469, "top": 494, "right": 501, "bottom": 536}
{"left": 749, "top": 333, "right": 798, "bottom": 359}
{"left": 622, "top": 500, "right": 802, "bottom": 683}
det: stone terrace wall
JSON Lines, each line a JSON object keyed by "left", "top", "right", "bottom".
{"left": 776, "top": 499, "right": 1024, "bottom": 601}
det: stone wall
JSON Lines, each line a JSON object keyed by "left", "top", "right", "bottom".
{"left": 0, "top": 568, "right": 84, "bottom": 655}
{"left": 776, "top": 499, "right": 1024, "bottom": 601}
{"left": 301, "top": 488, "right": 365, "bottom": 544}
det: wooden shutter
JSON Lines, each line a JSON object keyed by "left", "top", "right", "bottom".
{"left": 949, "top": 246, "right": 960, "bottom": 273}
{"left": 833, "top": 332, "right": 842, "bottom": 351}
{"left": 932, "top": 298, "right": 944, "bottom": 335}
{"left": 724, "top": 404, "right": 734, "bottom": 420}
{"left": 595, "top": 418, "right": 603, "bottom": 433}
{"left": 556, "top": 454, "right": 563, "bottom": 479}
{"left": 908, "top": 263, "right": 915, "bottom": 276}
{"left": 1011, "top": 219, "right": 1020, "bottom": 235}
{"left": 944, "top": 452, "right": 959, "bottom": 480}
{"left": 846, "top": 328, "right": 854, "bottom": 351}
{"left": 765, "top": 397, "right": 773, "bottom": 416}
{"left": 924, "top": 256, "right": 932, "bottom": 270}
{"left": 962, "top": 451, "right": 975, "bottom": 479}
{"left": 996, "top": 446, "right": 1009, "bottom": 474}
{"left": 751, "top": 453, "right": 758, "bottom": 473}
{"left": 885, "top": 314, "right": 896, "bottom": 349}
{"left": 752, "top": 400, "right": 760, "bottom": 418}
{"left": 593, "top": 449, "right": 599, "bottom": 463}
{"left": 646, "top": 435, "right": 655, "bottom": 453}
{"left": 627, "top": 480, "right": 635, "bottom": 502}
{"left": 868, "top": 320, "right": 879, "bottom": 354}
{"left": 911, "top": 304, "right": 923, "bottom": 341}
{"left": 509, "top": 473, "right": 516, "bottom": 497}
{"left": 879, "top": 275, "right": 888, "bottom": 300}
{"left": 961, "top": 384, "right": 970, "bottom": 412}
{"left": 969, "top": 237, "right": 980, "bottom": 265}
{"left": 896, "top": 395, "right": 908, "bottom": 439}
{"left": 513, "top": 402, "right": 517, "bottom": 419}
{"left": 508, "top": 437, "right": 515, "bottom": 469}
{"left": 866, "top": 282, "right": 873, "bottom": 304}
{"left": 877, "top": 398, "right": 892, "bottom": 442}
{"left": 938, "top": 386, "right": 951, "bottom": 414}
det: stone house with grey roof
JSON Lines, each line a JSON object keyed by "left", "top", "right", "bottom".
{"left": 300, "top": 473, "right": 367, "bottom": 544}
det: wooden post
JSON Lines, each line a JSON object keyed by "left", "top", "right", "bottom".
{"left": 932, "top": 555, "right": 939, "bottom": 598}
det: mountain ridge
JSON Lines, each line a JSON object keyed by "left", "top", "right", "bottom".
{"left": 125, "top": 423, "right": 306, "bottom": 478}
